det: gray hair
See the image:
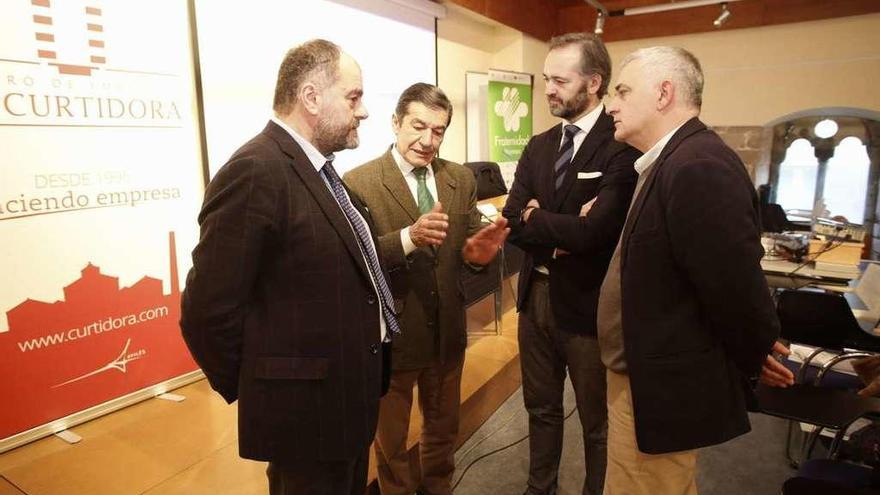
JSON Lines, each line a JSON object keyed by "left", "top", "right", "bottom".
{"left": 621, "top": 46, "right": 704, "bottom": 108}
{"left": 273, "top": 39, "right": 340, "bottom": 115}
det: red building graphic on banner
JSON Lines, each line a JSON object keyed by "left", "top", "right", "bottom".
{"left": 0, "top": 232, "right": 198, "bottom": 439}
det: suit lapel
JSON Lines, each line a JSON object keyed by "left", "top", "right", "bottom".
{"left": 551, "top": 112, "right": 613, "bottom": 211}
{"left": 381, "top": 149, "right": 421, "bottom": 223}
{"left": 620, "top": 117, "right": 706, "bottom": 262}
{"left": 433, "top": 159, "right": 458, "bottom": 214}
{"left": 433, "top": 159, "right": 459, "bottom": 257}
{"left": 263, "top": 121, "right": 371, "bottom": 283}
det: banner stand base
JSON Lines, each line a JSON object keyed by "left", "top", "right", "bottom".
{"left": 54, "top": 430, "right": 82, "bottom": 445}
{"left": 1, "top": 370, "right": 204, "bottom": 454}
{"left": 156, "top": 393, "right": 186, "bottom": 402}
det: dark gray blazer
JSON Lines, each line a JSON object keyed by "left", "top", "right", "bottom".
{"left": 181, "top": 121, "right": 389, "bottom": 462}
{"left": 619, "top": 117, "right": 779, "bottom": 454}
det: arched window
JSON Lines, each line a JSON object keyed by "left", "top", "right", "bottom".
{"left": 824, "top": 136, "right": 870, "bottom": 223}
{"left": 776, "top": 138, "right": 818, "bottom": 213}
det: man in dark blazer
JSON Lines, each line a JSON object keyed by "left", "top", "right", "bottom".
{"left": 344, "top": 83, "right": 509, "bottom": 495}
{"left": 501, "top": 33, "right": 639, "bottom": 495}
{"left": 598, "top": 46, "right": 794, "bottom": 494}
{"left": 180, "top": 40, "right": 400, "bottom": 495}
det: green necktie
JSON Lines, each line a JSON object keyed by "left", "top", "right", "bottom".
{"left": 413, "top": 166, "right": 435, "bottom": 214}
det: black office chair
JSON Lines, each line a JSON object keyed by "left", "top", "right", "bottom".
{"left": 463, "top": 161, "right": 507, "bottom": 200}
{"left": 758, "top": 289, "right": 880, "bottom": 466}
{"left": 776, "top": 289, "right": 880, "bottom": 356}
{"left": 761, "top": 203, "right": 790, "bottom": 232}
{"left": 782, "top": 458, "right": 880, "bottom": 494}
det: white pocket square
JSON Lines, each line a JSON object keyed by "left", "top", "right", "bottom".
{"left": 577, "top": 171, "right": 602, "bottom": 179}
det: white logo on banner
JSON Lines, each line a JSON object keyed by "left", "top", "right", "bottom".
{"left": 493, "top": 86, "right": 529, "bottom": 132}
{"left": 53, "top": 338, "right": 146, "bottom": 387}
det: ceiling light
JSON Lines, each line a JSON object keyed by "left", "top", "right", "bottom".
{"left": 622, "top": 0, "right": 741, "bottom": 16}
{"left": 583, "top": 1, "right": 609, "bottom": 34}
{"left": 713, "top": 3, "right": 731, "bottom": 27}
{"left": 814, "top": 119, "right": 839, "bottom": 139}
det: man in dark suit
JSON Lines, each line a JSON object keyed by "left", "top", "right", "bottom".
{"left": 598, "top": 46, "right": 794, "bottom": 494}
{"left": 180, "top": 40, "right": 400, "bottom": 495}
{"left": 501, "top": 33, "right": 639, "bottom": 495}
{"left": 344, "top": 83, "right": 509, "bottom": 495}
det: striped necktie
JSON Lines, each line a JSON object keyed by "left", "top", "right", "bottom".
{"left": 321, "top": 160, "right": 401, "bottom": 336}
{"left": 412, "top": 166, "right": 435, "bottom": 214}
{"left": 554, "top": 124, "right": 580, "bottom": 190}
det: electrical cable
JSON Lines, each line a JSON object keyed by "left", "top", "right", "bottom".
{"left": 451, "top": 405, "right": 578, "bottom": 491}
{"left": 786, "top": 229, "right": 847, "bottom": 290}
{"left": 455, "top": 207, "right": 574, "bottom": 491}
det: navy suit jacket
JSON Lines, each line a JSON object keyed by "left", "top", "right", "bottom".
{"left": 503, "top": 111, "right": 639, "bottom": 335}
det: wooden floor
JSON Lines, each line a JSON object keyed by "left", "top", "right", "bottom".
{"left": 0, "top": 277, "right": 522, "bottom": 495}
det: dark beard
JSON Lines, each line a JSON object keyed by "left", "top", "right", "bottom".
{"left": 550, "top": 84, "right": 590, "bottom": 121}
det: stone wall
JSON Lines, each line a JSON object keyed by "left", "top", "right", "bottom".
{"left": 711, "top": 126, "right": 773, "bottom": 183}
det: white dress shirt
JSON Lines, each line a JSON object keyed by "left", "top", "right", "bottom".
{"left": 559, "top": 103, "right": 605, "bottom": 155}
{"left": 633, "top": 121, "right": 687, "bottom": 176}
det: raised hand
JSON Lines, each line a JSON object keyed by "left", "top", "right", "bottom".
{"left": 462, "top": 216, "right": 510, "bottom": 265}
{"left": 410, "top": 202, "right": 448, "bottom": 247}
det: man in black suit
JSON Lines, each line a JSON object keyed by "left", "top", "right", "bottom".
{"left": 180, "top": 40, "right": 399, "bottom": 495}
{"left": 598, "top": 46, "right": 794, "bottom": 494}
{"left": 502, "top": 33, "right": 639, "bottom": 495}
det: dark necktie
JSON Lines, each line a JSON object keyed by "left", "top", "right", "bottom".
{"left": 412, "top": 166, "right": 435, "bottom": 214}
{"left": 321, "top": 161, "right": 401, "bottom": 336}
{"left": 554, "top": 124, "right": 580, "bottom": 190}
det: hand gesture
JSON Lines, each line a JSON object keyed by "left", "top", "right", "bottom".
{"left": 410, "top": 202, "right": 448, "bottom": 247}
{"left": 463, "top": 217, "right": 510, "bottom": 265}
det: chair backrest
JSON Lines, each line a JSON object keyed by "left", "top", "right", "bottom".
{"left": 778, "top": 289, "right": 880, "bottom": 353}
{"left": 761, "top": 203, "right": 788, "bottom": 232}
{"left": 777, "top": 290, "right": 860, "bottom": 349}
{"left": 464, "top": 161, "right": 508, "bottom": 200}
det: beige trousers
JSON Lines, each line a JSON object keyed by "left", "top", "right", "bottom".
{"left": 604, "top": 370, "right": 699, "bottom": 495}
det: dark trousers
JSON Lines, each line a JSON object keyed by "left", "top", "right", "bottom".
{"left": 266, "top": 446, "right": 369, "bottom": 495}
{"left": 519, "top": 274, "right": 608, "bottom": 495}
{"left": 374, "top": 354, "right": 465, "bottom": 495}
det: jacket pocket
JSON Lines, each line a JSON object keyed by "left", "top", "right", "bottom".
{"left": 254, "top": 356, "right": 329, "bottom": 380}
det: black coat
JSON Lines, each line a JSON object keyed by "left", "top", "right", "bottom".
{"left": 180, "top": 121, "right": 389, "bottom": 462}
{"left": 619, "top": 117, "right": 779, "bottom": 454}
{"left": 503, "top": 111, "right": 639, "bottom": 335}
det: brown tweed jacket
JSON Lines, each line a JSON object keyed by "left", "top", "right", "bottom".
{"left": 344, "top": 149, "right": 482, "bottom": 370}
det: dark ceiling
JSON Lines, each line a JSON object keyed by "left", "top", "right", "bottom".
{"left": 444, "top": 0, "right": 880, "bottom": 42}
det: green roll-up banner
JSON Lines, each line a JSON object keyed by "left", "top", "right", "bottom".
{"left": 488, "top": 69, "right": 533, "bottom": 164}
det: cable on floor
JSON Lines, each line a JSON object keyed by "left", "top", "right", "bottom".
{"left": 451, "top": 405, "right": 578, "bottom": 491}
